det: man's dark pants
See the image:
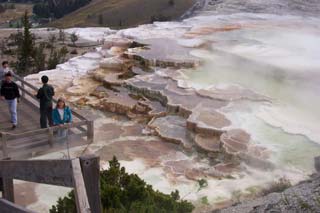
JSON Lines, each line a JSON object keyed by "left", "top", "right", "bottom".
{"left": 40, "top": 105, "right": 53, "bottom": 128}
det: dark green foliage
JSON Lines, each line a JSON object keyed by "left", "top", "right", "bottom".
{"left": 47, "top": 46, "right": 68, "bottom": 70}
{"left": 70, "top": 32, "right": 78, "bottom": 46}
{"left": 98, "top": 14, "right": 104, "bottom": 25}
{"left": 15, "top": 11, "right": 35, "bottom": 74}
{"left": 49, "top": 191, "right": 77, "bottom": 213}
{"left": 70, "top": 49, "right": 78, "bottom": 55}
{"left": 33, "top": 2, "right": 50, "bottom": 18}
{"left": 50, "top": 156, "right": 194, "bottom": 213}
{"left": 33, "top": 0, "right": 92, "bottom": 19}
{"left": 33, "top": 42, "right": 46, "bottom": 71}
{"left": 58, "top": 29, "right": 66, "bottom": 44}
{"left": 150, "top": 14, "right": 172, "bottom": 23}
{"left": 0, "top": 4, "right": 5, "bottom": 13}
{"left": 197, "top": 178, "right": 208, "bottom": 191}
{"left": 168, "top": 0, "right": 175, "bottom": 7}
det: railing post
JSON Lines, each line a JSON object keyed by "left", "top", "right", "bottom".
{"left": 2, "top": 178, "right": 14, "bottom": 203}
{"left": 21, "top": 81, "right": 25, "bottom": 98}
{"left": 1, "top": 158, "right": 14, "bottom": 203}
{"left": 87, "top": 121, "right": 94, "bottom": 143}
{"left": 71, "top": 158, "right": 91, "bottom": 213}
{"left": 80, "top": 155, "right": 101, "bottom": 213}
{"left": 1, "top": 133, "right": 9, "bottom": 158}
{"left": 48, "top": 128, "right": 54, "bottom": 147}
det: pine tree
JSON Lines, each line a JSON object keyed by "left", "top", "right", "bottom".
{"left": 70, "top": 32, "right": 78, "bottom": 47}
{"left": 33, "top": 43, "right": 46, "bottom": 72}
{"left": 98, "top": 14, "right": 104, "bottom": 25}
{"left": 16, "top": 11, "right": 34, "bottom": 74}
{"left": 50, "top": 156, "right": 195, "bottom": 213}
{"left": 58, "top": 29, "right": 66, "bottom": 44}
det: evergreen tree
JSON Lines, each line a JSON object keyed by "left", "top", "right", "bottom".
{"left": 58, "top": 29, "right": 66, "bottom": 44}
{"left": 98, "top": 14, "right": 104, "bottom": 25}
{"left": 70, "top": 32, "right": 78, "bottom": 47}
{"left": 47, "top": 48, "right": 59, "bottom": 70}
{"left": 47, "top": 46, "right": 68, "bottom": 70}
{"left": 33, "top": 42, "right": 46, "bottom": 71}
{"left": 16, "top": 11, "right": 34, "bottom": 74}
{"left": 0, "top": 4, "right": 5, "bottom": 13}
{"left": 50, "top": 156, "right": 194, "bottom": 213}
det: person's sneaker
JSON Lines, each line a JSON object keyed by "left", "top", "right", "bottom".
{"left": 12, "top": 125, "right": 16, "bottom": 130}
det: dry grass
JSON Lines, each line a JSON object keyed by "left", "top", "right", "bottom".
{"left": 50, "top": 0, "right": 196, "bottom": 29}
{"left": 0, "top": 3, "right": 33, "bottom": 25}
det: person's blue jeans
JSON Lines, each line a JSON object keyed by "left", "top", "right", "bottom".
{"left": 7, "top": 99, "right": 17, "bottom": 125}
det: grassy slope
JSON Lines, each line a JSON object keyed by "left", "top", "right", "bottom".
{"left": 50, "top": 0, "right": 195, "bottom": 29}
{"left": 0, "top": 3, "right": 33, "bottom": 25}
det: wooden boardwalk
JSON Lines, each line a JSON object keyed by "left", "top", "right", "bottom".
{"left": 0, "top": 98, "right": 40, "bottom": 134}
{"left": 0, "top": 75, "right": 94, "bottom": 159}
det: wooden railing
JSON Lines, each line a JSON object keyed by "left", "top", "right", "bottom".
{"left": 14, "top": 74, "right": 88, "bottom": 121}
{"left": 0, "top": 74, "right": 94, "bottom": 159}
{"left": 1, "top": 120, "right": 94, "bottom": 158}
{"left": 0, "top": 155, "right": 102, "bottom": 213}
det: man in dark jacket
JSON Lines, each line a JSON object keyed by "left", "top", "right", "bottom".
{"left": 36, "top": 75, "right": 55, "bottom": 128}
{"left": 0, "top": 72, "right": 20, "bottom": 130}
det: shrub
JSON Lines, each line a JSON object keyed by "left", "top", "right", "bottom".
{"left": 260, "top": 178, "right": 291, "bottom": 196}
{"left": 50, "top": 156, "right": 194, "bottom": 213}
{"left": 70, "top": 32, "right": 78, "bottom": 47}
{"left": 70, "top": 49, "right": 78, "bottom": 55}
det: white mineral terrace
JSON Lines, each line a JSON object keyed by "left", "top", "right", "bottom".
{"left": 19, "top": 1, "right": 320, "bottom": 212}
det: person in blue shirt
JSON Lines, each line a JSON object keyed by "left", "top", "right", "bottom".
{"left": 52, "top": 98, "right": 72, "bottom": 139}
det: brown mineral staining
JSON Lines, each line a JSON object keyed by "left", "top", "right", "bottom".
{"left": 125, "top": 38, "right": 201, "bottom": 68}
{"left": 99, "top": 56, "right": 127, "bottom": 71}
{"left": 148, "top": 115, "right": 193, "bottom": 150}
{"left": 93, "top": 70, "right": 125, "bottom": 87}
{"left": 139, "top": 99, "right": 166, "bottom": 117}
{"left": 221, "top": 129, "right": 251, "bottom": 154}
{"left": 102, "top": 37, "right": 133, "bottom": 50}
{"left": 121, "top": 124, "right": 144, "bottom": 137}
{"left": 100, "top": 90, "right": 138, "bottom": 115}
{"left": 67, "top": 76, "right": 101, "bottom": 96}
{"left": 197, "top": 85, "right": 270, "bottom": 102}
{"left": 60, "top": 37, "right": 272, "bottom": 175}
{"left": 194, "top": 134, "right": 221, "bottom": 152}
{"left": 95, "top": 123, "right": 124, "bottom": 142}
{"left": 183, "top": 25, "right": 242, "bottom": 38}
{"left": 187, "top": 108, "right": 231, "bottom": 135}
{"left": 185, "top": 168, "right": 206, "bottom": 181}
{"left": 97, "top": 138, "right": 178, "bottom": 165}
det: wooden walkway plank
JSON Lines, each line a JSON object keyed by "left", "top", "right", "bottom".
{"left": 0, "top": 198, "right": 36, "bottom": 213}
{"left": 72, "top": 158, "right": 91, "bottom": 213}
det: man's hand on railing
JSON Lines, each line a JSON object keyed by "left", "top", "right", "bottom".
{"left": 0, "top": 96, "right": 4, "bottom": 101}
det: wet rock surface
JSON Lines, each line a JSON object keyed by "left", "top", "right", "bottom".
{"left": 215, "top": 174, "right": 320, "bottom": 213}
{"left": 61, "top": 36, "right": 273, "bottom": 171}
{"left": 148, "top": 115, "right": 193, "bottom": 150}
{"left": 125, "top": 38, "right": 201, "bottom": 68}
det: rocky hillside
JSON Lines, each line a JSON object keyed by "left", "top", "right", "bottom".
{"left": 215, "top": 157, "right": 320, "bottom": 213}
{"left": 200, "top": 0, "right": 320, "bottom": 17}
{"left": 49, "top": 0, "right": 196, "bottom": 29}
